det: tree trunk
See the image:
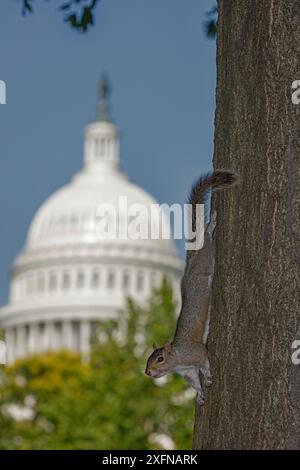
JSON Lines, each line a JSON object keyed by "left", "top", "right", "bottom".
{"left": 193, "top": 0, "right": 300, "bottom": 449}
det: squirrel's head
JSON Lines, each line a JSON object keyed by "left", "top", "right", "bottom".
{"left": 145, "top": 341, "right": 174, "bottom": 378}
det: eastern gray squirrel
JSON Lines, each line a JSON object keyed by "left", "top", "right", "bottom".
{"left": 145, "top": 171, "right": 237, "bottom": 405}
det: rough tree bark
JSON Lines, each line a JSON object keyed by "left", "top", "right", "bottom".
{"left": 193, "top": 0, "right": 300, "bottom": 449}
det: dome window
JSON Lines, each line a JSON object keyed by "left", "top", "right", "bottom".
{"left": 49, "top": 273, "right": 57, "bottom": 291}
{"left": 70, "top": 214, "right": 79, "bottom": 231}
{"left": 27, "top": 276, "right": 35, "bottom": 294}
{"left": 48, "top": 218, "right": 55, "bottom": 234}
{"left": 76, "top": 272, "right": 85, "bottom": 289}
{"left": 25, "top": 325, "right": 30, "bottom": 345}
{"left": 37, "top": 274, "right": 45, "bottom": 293}
{"left": 122, "top": 272, "right": 130, "bottom": 290}
{"left": 39, "top": 324, "right": 45, "bottom": 350}
{"left": 91, "top": 271, "right": 100, "bottom": 288}
{"left": 150, "top": 271, "right": 157, "bottom": 289}
{"left": 107, "top": 271, "right": 115, "bottom": 289}
{"left": 100, "top": 138, "right": 105, "bottom": 158}
{"left": 94, "top": 137, "right": 106, "bottom": 159}
{"left": 58, "top": 215, "right": 67, "bottom": 231}
{"left": 137, "top": 273, "right": 144, "bottom": 292}
{"left": 95, "top": 138, "right": 100, "bottom": 159}
{"left": 54, "top": 322, "right": 62, "bottom": 347}
{"left": 62, "top": 273, "right": 71, "bottom": 290}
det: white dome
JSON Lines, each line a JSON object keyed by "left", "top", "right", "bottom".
{"left": 27, "top": 166, "right": 174, "bottom": 253}
{"left": 27, "top": 119, "right": 174, "bottom": 255}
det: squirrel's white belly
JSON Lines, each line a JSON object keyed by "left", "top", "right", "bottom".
{"left": 173, "top": 365, "right": 196, "bottom": 376}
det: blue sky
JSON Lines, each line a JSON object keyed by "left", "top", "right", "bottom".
{"left": 0, "top": 0, "right": 216, "bottom": 304}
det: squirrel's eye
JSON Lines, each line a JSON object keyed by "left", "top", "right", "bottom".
{"left": 157, "top": 356, "right": 164, "bottom": 363}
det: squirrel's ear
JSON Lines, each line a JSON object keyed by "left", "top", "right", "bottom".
{"left": 164, "top": 341, "right": 173, "bottom": 353}
{"left": 152, "top": 343, "right": 157, "bottom": 350}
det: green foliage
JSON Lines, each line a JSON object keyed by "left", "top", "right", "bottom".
{"left": 19, "top": 0, "right": 217, "bottom": 36}
{"left": 20, "top": 0, "right": 101, "bottom": 32}
{"left": 0, "top": 280, "right": 194, "bottom": 449}
{"left": 204, "top": 4, "right": 217, "bottom": 39}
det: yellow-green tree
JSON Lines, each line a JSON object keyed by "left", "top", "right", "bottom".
{"left": 0, "top": 281, "right": 194, "bottom": 450}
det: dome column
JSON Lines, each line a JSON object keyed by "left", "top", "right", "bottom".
{"left": 5, "top": 328, "right": 14, "bottom": 365}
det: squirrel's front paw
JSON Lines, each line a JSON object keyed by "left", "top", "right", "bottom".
{"left": 196, "top": 392, "right": 205, "bottom": 406}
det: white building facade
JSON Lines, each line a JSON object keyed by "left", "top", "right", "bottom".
{"left": 0, "top": 80, "right": 182, "bottom": 364}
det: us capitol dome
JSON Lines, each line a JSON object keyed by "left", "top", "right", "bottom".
{"left": 0, "top": 79, "right": 182, "bottom": 364}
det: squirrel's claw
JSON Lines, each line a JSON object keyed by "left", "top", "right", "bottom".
{"left": 196, "top": 392, "right": 205, "bottom": 406}
{"left": 205, "top": 376, "right": 213, "bottom": 387}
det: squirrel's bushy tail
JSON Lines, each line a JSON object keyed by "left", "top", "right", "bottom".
{"left": 189, "top": 170, "right": 238, "bottom": 207}
{"left": 188, "top": 170, "right": 238, "bottom": 232}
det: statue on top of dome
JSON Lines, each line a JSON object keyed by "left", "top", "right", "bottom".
{"left": 97, "top": 74, "right": 111, "bottom": 122}
{"left": 99, "top": 75, "right": 109, "bottom": 100}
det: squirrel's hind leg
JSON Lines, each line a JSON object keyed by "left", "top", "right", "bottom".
{"left": 200, "top": 355, "right": 212, "bottom": 387}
